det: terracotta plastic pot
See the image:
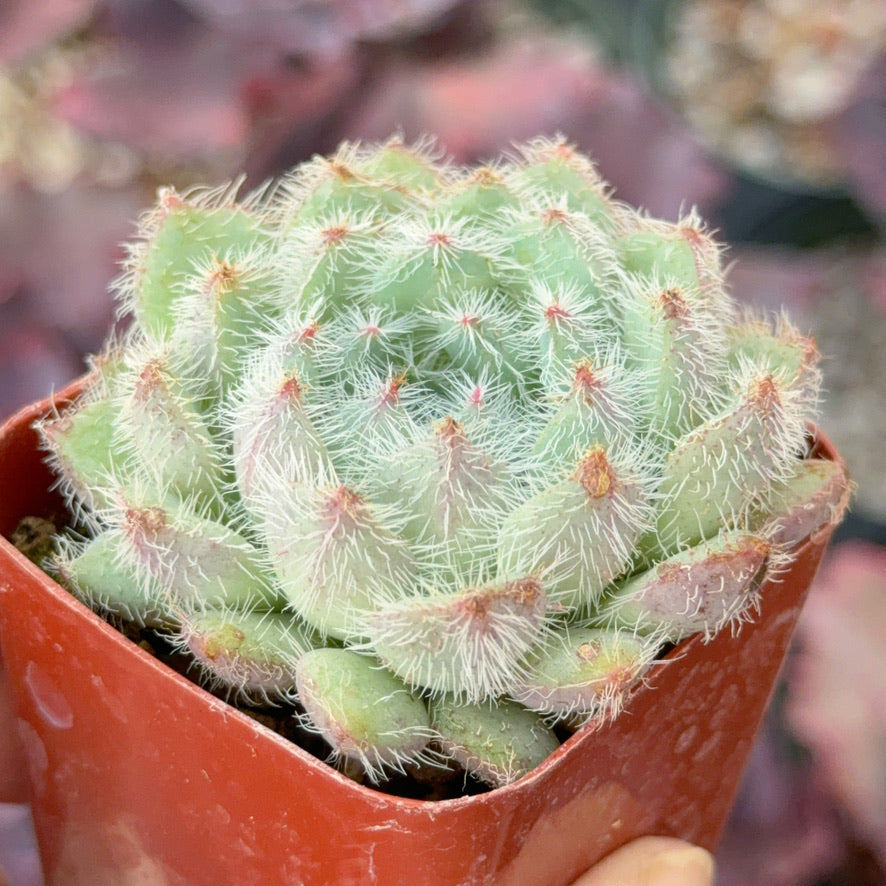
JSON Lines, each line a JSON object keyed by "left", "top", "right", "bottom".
{"left": 0, "top": 379, "right": 845, "bottom": 886}
{"left": 0, "top": 646, "right": 29, "bottom": 804}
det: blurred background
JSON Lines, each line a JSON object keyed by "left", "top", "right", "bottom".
{"left": 0, "top": 1, "right": 884, "bottom": 884}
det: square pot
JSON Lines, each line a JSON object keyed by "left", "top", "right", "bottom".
{"left": 0, "top": 379, "right": 844, "bottom": 885}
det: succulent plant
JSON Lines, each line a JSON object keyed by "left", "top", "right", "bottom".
{"left": 36, "top": 135, "right": 848, "bottom": 789}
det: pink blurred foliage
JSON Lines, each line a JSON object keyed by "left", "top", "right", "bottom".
{"left": 45, "top": 0, "right": 469, "bottom": 173}
{"left": 728, "top": 243, "right": 886, "bottom": 318}
{"left": 0, "top": 322, "right": 83, "bottom": 422}
{"left": 0, "top": 182, "right": 145, "bottom": 417}
{"left": 0, "top": 0, "right": 96, "bottom": 67}
{"left": 238, "top": 55, "right": 371, "bottom": 183}
{"left": 342, "top": 35, "right": 728, "bottom": 219}
{"left": 0, "top": 184, "right": 137, "bottom": 334}
{"left": 52, "top": 40, "right": 250, "bottom": 160}
{"left": 176, "top": 0, "right": 463, "bottom": 55}
{"left": 346, "top": 37, "right": 612, "bottom": 158}
{"left": 51, "top": 5, "right": 262, "bottom": 161}
{"left": 715, "top": 719, "right": 846, "bottom": 886}
{"left": 0, "top": 804, "right": 42, "bottom": 886}
{"left": 41, "top": 0, "right": 729, "bottom": 217}
{"left": 787, "top": 542, "right": 886, "bottom": 867}
{"left": 836, "top": 55, "right": 886, "bottom": 232}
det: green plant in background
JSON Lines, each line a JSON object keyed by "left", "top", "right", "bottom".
{"left": 36, "top": 135, "right": 849, "bottom": 788}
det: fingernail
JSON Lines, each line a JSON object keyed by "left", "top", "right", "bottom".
{"left": 646, "top": 845, "right": 715, "bottom": 886}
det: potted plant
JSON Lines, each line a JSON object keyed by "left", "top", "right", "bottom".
{"left": 0, "top": 136, "right": 850, "bottom": 884}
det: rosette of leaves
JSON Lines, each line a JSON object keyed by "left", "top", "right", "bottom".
{"left": 37, "top": 135, "right": 849, "bottom": 788}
